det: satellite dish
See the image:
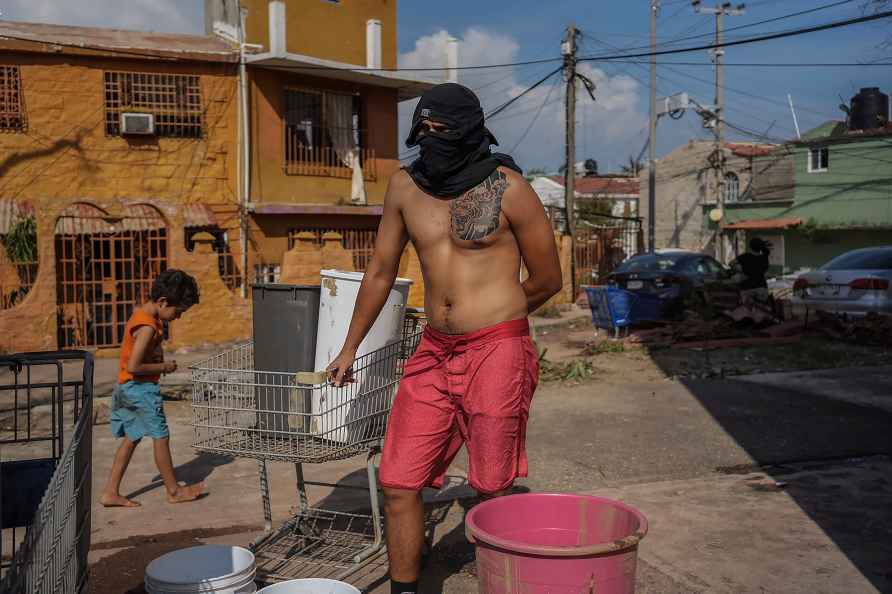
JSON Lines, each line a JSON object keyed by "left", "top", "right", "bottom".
{"left": 709, "top": 208, "right": 723, "bottom": 222}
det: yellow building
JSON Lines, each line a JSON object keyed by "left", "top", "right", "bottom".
{"left": 0, "top": 1, "right": 435, "bottom": 353}
{"left": 206, "top": 0, "right": 434, "bottom": 280}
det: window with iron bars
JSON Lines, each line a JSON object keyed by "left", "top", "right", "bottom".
{"left": 287, "top": 228, "right": 378, "bottom": 271}
{"left": 283, "top": 88, "right": 376, "bottom": 180}
{"left": 104, "top": 71, "right": 203, "bottom": 138}
{"left": 0, "top": 66, "right": 25, "bottom": 131}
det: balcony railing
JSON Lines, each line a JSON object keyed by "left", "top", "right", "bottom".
{"left": 283, "top": 146, "right": 377, "bottom": 181}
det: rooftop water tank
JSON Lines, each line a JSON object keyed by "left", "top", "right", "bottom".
{"left": 849, "top": 87, "right": 889, "bottom": 131}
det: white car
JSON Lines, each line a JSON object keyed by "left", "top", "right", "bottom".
{"left": 793, "top": 247, "right": 892, "bottom": 316}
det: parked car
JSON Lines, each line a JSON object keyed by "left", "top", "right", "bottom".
{"left": 606, "top": 250, "right": 733, "bottom": 318}
{"left": 792, "top": 246, "right": 892, "bottom": 316}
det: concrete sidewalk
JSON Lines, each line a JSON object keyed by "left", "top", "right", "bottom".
{"left": 86, "top": 364, "right": 892, "bottom": 593}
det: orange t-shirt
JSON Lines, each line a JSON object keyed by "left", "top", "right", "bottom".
{"left": 118, "top": 308, "right": 165, "bottom": 384}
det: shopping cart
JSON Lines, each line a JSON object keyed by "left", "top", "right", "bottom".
{"left": 0, "top": 351, "right": 94, "bottom": 594}
{"left": 191, "top": 312, "right": 426, "bottom": 585}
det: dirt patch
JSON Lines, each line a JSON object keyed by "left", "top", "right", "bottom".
{"left": 89, "top": 525, "right": 257, "bottom": 594}
{"left": 535, "top": 320, "right": 892, "bottom": 383}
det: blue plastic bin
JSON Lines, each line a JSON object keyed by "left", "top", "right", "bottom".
{"left": 585, "top": 287, "right": 636, "bottom": 331}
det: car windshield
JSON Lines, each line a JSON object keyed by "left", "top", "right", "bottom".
{"left": 615, "top": 253, "right": 688, "bottom": 273}
{"left": 821, "top": 249, "right": 892, "bottom": 271}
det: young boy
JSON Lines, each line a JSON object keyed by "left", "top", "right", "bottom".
{"left": 100, "top": 269, "right": 207, "bottom": 507}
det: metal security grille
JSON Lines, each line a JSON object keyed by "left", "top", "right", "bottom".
{"left": 55, "top": 204, "right": 168, "bottom": 348}
{"left": 283, "top": 88, "right": 376, "bottom": 180}
{"left": 104, "top": 71, "right": 203, "bottom": 138}
{"left": 0, "top": 351, "right": 94, "bottom": 594}
{"left": 288, "top": 228, "right": 377, "bottom": 271}
{"left": 575, "top": 216, "right": 643, "bottom": 288}
{"left": 0, "top": 66, "right": 25, "bottom": 131}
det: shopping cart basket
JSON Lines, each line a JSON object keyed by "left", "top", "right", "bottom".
{"left": 0, "top": 351, "right": 94, "bottom": 594}
{"left": 191, "top": 313, "right": 425, "bottom": 585}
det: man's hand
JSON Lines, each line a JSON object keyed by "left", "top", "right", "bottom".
{"left": 162, "top": 360, "right": 178, "bottom": 374}
{"left": 327, "top": 349, "right": 357, "bottom": 387}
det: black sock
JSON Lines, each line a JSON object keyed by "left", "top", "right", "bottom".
{"left": 391, "top": 579, "right": 418, "bottom": 594}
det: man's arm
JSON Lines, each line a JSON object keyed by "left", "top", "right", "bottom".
{"left": 502, "top": 170, "right": 563, "bottom": 313}
{"left": 328, "top": 172, "right": 410, "bottom": 385}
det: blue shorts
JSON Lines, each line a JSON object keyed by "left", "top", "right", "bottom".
{"left": 110, "top": 381, "right": 169, "bottom": 441}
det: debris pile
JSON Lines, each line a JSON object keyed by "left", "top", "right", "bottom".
{"left": 813, "top": 311, "right": 892, "bottom": 347}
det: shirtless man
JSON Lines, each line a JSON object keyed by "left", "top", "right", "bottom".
{"left": 327, "top": 83, "right": 562, "bottom": 594}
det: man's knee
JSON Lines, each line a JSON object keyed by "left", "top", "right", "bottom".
{"left": 383, "top": 487, "right": 421, "bottom": 514}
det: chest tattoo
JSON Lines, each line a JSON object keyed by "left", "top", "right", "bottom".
{"left": 449, "top": 170, "right": 509, "bottom": 242}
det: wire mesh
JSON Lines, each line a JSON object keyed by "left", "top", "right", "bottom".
{"left": 191, "top": 328, "right": 424, "bottom": 464}
{"left": 0, "top": 351, "right": 94, "bottom": 594}
{"left": 253, "top": 508, "right": 386, "bottom": 584}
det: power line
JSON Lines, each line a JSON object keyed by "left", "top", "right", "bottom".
{"left": 599, "top": 0, "right": 862, "bottom": 54}
{"left": 604, "top": 59, "right": 892, "bottom": 67}
{"left": 507, "top": 79, "right": 560, "bottom": 153}
{"left": 486, "top": 67, "right": 564, "bottom": 119}
{"left": 2, "top": 3, "right": 885, "bottom": 76}
{"left": 580, "top": 10, "right": 892, "bottom": 63}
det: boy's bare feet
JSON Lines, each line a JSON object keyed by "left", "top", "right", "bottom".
{"left": 167, "top": 481, "right": 208, "bottom": 504}
{"left": 100, "top": 493, "right": 141, "bottom": 508}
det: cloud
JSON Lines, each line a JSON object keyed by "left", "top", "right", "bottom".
{"left": 398, "top": 28, "right": 649, "bottom": 172}
{"left": 1, "top": 0, "right": 202, "bottom": 34}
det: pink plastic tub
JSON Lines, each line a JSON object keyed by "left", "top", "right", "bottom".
{"left": 465, "top": 493, "right": 648, "bottom": 594}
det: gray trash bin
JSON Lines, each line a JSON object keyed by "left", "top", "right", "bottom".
{"left": 252, "top": 284, "right": 320, "bottom": 435}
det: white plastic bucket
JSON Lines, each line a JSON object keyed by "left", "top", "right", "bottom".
{"left": 313, "top": 270, "right": 412, "bottom": 443}
{"left": 257, "top": 579, "right": 360, "bottom": 594}
{"left": 145, "top": 545, "right": 256, "bottom": 594}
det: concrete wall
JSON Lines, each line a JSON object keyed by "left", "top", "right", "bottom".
{"left": 638, "top": 141, "right": 755, "bottom": 252}
{"left": 248, "top": 68, "right": 399, "bottom": 205}
{"left": 0, "top": 198, "right": 250, "bottom": 353}
{"left": 746, "top": 228, "right": 892, "bottom": 274}
{"left": 277, "top": 230, "right": 426, "bottom": 309}
{"left": 790, "top": 138, "right": 892, "bottom": 227}
{"left": 0, "top": 53, "right": 246, "bottom": 352}
{"left": 241, "top": 0, "right": 397, "bottom": 68}
{"left": 1, "top": 53, "right": 238, "bottom": 204}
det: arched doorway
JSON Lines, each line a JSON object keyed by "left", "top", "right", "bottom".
{"left": 55, "top": 203, "right": 168, "bottom": 348}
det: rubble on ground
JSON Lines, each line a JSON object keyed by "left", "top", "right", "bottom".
{"left": 812, "top": 310, "right": 892, "bottom": 347}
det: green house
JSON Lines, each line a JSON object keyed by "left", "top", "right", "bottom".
{"left": 720, "top": 121, "right": 892, "bottom": 274}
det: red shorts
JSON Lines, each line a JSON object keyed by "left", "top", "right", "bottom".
{"left": 380, "top": 318, "right": 539, "bottom": 495}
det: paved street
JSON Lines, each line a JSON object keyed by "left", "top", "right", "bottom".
{"left": 85, "top": 358, "right": 892, "bottom": 593}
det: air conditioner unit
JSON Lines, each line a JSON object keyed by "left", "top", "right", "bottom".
{"left": 121, "top": 112, "right": 155, "bottom": 135}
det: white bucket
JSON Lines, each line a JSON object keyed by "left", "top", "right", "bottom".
{"left": 145, "top": 545, "right": 256, "bottom": 594}
{"left": 257, "top": 579, "right": 360, "bottom": 594}
{"left": 313, "top": 269, "right": 412, "bottom": 443}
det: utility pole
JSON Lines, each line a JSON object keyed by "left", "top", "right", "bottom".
{"left": 562, "top": 24, "right": 578, "bottom": 296}
{"left": 562, "top": 24, "right": 577, "bottom": 240}
{"left": 648, "top": 0, "right": 659, "bottom": 253}
{"left": 692, "top": 0, "right": 745, "bottom": 262}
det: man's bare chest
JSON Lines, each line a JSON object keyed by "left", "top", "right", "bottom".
{"left": 403, "top": 169, "right": 510, "bottom": 250}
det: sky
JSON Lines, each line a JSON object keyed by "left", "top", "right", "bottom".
{"left": 3, "top": 0, "right": 890, "bottom": 173}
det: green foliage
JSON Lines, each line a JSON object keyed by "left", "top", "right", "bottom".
{"left": 2, "top": 216, "right": 38, "bottom": 263}
{"left": 799, "top": 218, "right": 834, "bottom": 243}
{"left": 583, "top": 340, "right": 625, "bottom": 355}
{"left": 535, "top": 342, "right": 596, "bottom": 383}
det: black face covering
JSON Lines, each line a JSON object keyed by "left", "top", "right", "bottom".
{"left": 405, "top": 83, "right": 521, "bottom": 198}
